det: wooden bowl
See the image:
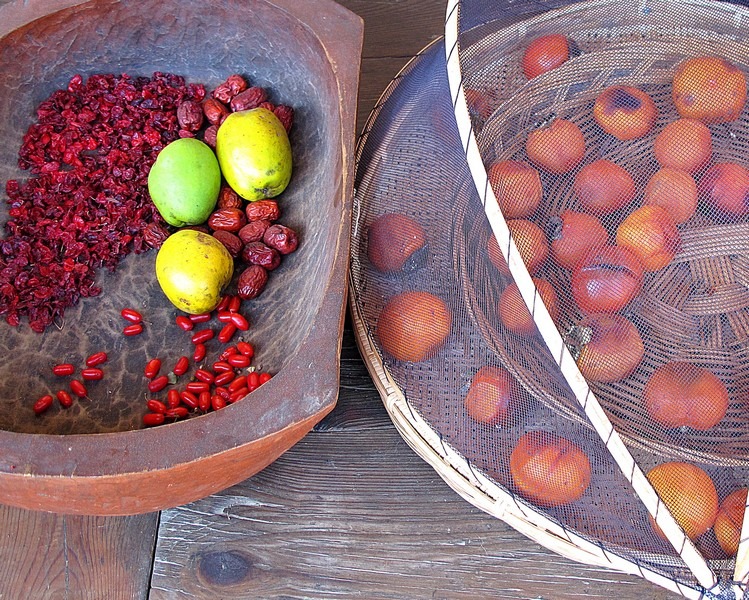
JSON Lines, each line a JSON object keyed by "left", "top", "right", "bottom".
{"left": 0, "top": 0, "right": 362, "bottom": 515}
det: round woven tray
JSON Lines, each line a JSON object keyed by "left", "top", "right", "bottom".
{"left": 350, "top": 0, "right": 749, "bottom": 596}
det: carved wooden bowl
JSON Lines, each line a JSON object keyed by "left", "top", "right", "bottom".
{"left": 0, "top": 0, "right": 362, "bottom": 514}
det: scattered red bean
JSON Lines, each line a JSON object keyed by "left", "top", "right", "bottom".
{"left": 236, "top": 342, "right": 255, "bottom": 359}
{"left": 229, "top": 313, "right": 250, "bottom": 331}
{"left": 198, "top": 391, "right": 211, "bottom": 412}
{"left": 215, "top": 387, "right": 231, "bottom": 401}
{"left": 167, "top": 389, "right": 181, "bottom": 409}
{"left": 194, "top": 369, "right": 215, "bottom": 384}
{"left": 143, "top": 413, "right": 166, "bottom": 427}
{"left": 218, "top": 323, "right": 237, "bottom": 343}
{"left": 179, "top": 391, "right": 199, "bottom": 409}
{"left": 216, "top": 295, "right": 232, "bottom": 312}
{"left": 33, "top": 395, "right": 54, "bottom": 414}
{"left": 229, "top": 376, "right": 248, "bottom": 393}
{"left": 217, "top": 311, "right": 233, "bottom": 323}
{"left": 259, "top": 372, "right": 272, "bottom": 385}
{"left": 247, "top": 371, "right": 260, "bottom": 390}
{"left": 144, "top": 358, "right": 162, "bottom": 379}
{"left": 120, "top": 308, "right": 143, "bottom": 323}
{"left": 123, "top": 324, "right": 144, "bottom": 336}
{"left": 193, "top": 343, "right": 207, "bottom": 363}
{"left": 227, "top": 354, "right": 251, "bottom": 368}
{"left": 85, "top": 352, "right": 108, "bottom": 367}
{"left": 147, "top": 399, "right": 167, "bottom": 414}
{"left": 220, "top": 346, "right": 239, "bottom": 360}
{"left": 228, "top": 296, "right": 242, "bottom": 313}
{"left": 230, "top": 387, "right": 249, "bottom": 402}
{"left": 70, "top": 380, "right": 88, "bottom": 398}
{"left": 214, "top": 371, "right": 236, "bottom": 387}
{"left": 165, "top": 407, "right": 189, "bottom": 419}
{"left": 212, "top": 361, "right": 232, "bottom": 373}
{"left": 56, "top": 390, "right": 74, "bottom": 408}
{"left": 211, "top": 394, "right": 227, "bottom": 411}
{"left": 175, "top": 316, "right": 194, "bottom": 331}
{"left": 191, "top": 329, "right": 214, "bottom": 344}
{"left": 189, "top": 313, "right": 211, "bottom": 324}
{"left": 173, "top": 356, "right": 190, "bottom": 376}
{"left": 186, "top": 381, "right": 210, "bottom": 394}
{"left": 81, "top": 368, "right": 104, "bottom": 381}
{"left": 148, "top": 375, "right": 169, "bottom": 393}
{"left": 52, "top": 363, "right": 75, "bottom": 376}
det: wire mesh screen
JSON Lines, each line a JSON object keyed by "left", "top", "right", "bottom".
{"left": 350, "top": 0, "right": 749, "bottom": 597}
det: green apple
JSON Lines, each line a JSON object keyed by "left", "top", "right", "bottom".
{"left": 216, "top": 107, "right": 292, "bottom": 201}
{"left": 148, "top": 138, "right": 221, "bottom": 226}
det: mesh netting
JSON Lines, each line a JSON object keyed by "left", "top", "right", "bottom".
{"left": 350, "top": 0, "right": 749, "bottom": 597}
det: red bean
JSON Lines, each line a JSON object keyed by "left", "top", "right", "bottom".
{"left": 218, "top": 323, "right": 237, "bottom": 343}
{"left": 175, "top": 315, "right": 194, "bottom": 331}
{"left": 194, "top": 369, "right": 215, "bottom": 384}
{"left": 85, "top": 352, "right": 108, "bottom": 367}
{"left": 247, "top": 371, "right": 260, "bottom": 390}
{"left": 229, "top": 376, "right": 247, "bottom": 393}
{"left": 143, "top": 413, "right": 166, "bottom": 426}
{"left": 144, "top": 358, "right": 161, "bottom": 379}
{"left": 216, "top": 294, "right": 232, "bottom": 312}
{"left": 236, "top": 342, "right": 254, "bottom": 359}
{"left": 259, "top": 372, "right": 272, "bottom": 385}
{"left": 189, "top": 312, "right": 211, "bottom": 323}
{"left": 56, "top": 390, "right": 73, "bottom": 408}
{"left": 214, "top": 371, "right": 236, "bottom": 387}
{"left": 230, "top": 313, "right": 249, "bottom": 331}
{"left": 52, "top": 363, "right": 75, "bottom": 376}
{"left": 193, "top": 343, "right": 207, "bottom": 363}
{"left": 227, "top": 354, "right": 250, "bottom": 368}
{"left": 70, "top": 379, "right": 88, "bottom": 398}
{"left": 198, "top": 391, "right": 211, "bottom": 412}
{"left": 166, "top": 389, "right": 181, "bottom": 409}
{"left": 186, "top": 381, "right": 210, "bottom": 394}
{"left": 148, "top": 375, "right": 169, "bottom": 393}
{"left": 229, "top": 387, "right": 249, "bottom": 402}
{"left": 173, "top": 356, "right": 190, "bottom": 376}
{"left": 220, "top": 346, "right": 238, "bottom": 360}
{"left": 191, "top": 329, "right": 214, "bottom": 344}
{"left": 179, "top": 391, "right": 199, "bottom": 409}
{"left": 215, "top": 386, "right": 231, "bottom": 400}
{"left": 121, "top": 308, "right": 143, "bottom": 323}
{"left": 33, "top": 394, "right": 54, "bottom": 414}
{"left": 147, "top": 399, "right": 167, "bottom": 414}
{"left": 211, "top": 394, "right": 227, "bottom": 411}
{"left": 123, "top": 323, "right": 143, "bottom": 336}
{"left": 81, "top": 368, "right": 104, "bottom": 381}
{"left": 165, "top": 407, "right": 188, "bottom": 419}
{"left": 212, "top": 361, "right": 232, "bottom": 373}
{"left": 217, "top": 311, "right": 233, "bottom": 323}
{"left": 228, "top": 296, "right": 241, "bottom": 313}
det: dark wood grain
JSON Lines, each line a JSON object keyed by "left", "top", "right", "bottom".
{"left": 0, "top": 505, "right": 158, "bottom": 600}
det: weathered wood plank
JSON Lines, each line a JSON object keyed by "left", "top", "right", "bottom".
{"left": 152, "top": 427, "right": 680, "bottom": 600}
{"left": 0, "top": 505, "right": 158, "bottom": 600}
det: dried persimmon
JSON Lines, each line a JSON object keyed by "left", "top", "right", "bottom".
{"left": 593, "top": 85, "right": 657, "bottom": 140}
{"left": 574, "top": 159, "right": 636, "bottom": 215}
{"left": 521, "top": 34, "right": 571, "bottom": 79}
{"left": 643, "top": 167, "right": 698, "bottom": 224}
{"left": 488, "top": 159, "right": 543, "bottom": 218}
{"left": 646, "top": 461, "right": 719, "bottom": 541}
{"left": 653, "top": 118, "right": 712, "bottom": 173}
{"left": 672, "top": 56, "right": 747, "bottom": 123}
{"left": 525, "top": 118, "right": 586, "bottom": 174}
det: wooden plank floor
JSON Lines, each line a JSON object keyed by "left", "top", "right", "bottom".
{"left": 0, "top": 0, "right": 685, "bottom": 598}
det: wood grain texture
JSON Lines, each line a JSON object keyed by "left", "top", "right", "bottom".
{"left": 0, "top": 505, "right": 158, "bottom": 600}
{"left": 152, "top": 391, "right": 679, "bottom": 599}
